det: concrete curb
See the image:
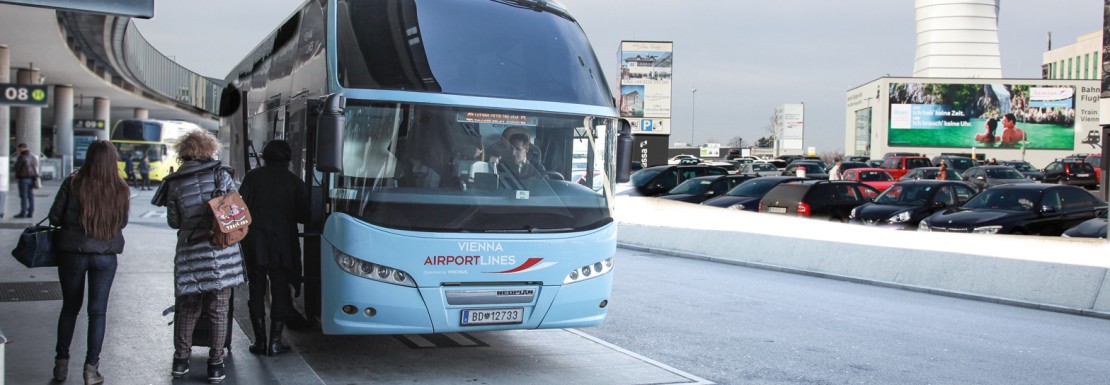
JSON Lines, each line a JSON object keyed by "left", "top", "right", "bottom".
{"left": 615, "top": 197, "right": 1110, "bottom": 319}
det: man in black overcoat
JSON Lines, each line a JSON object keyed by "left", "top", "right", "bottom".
{"left": 238, "top": 140, "right": 308, "bottom": 356}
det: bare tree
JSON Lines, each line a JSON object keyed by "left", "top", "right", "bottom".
{"left": 727, "top": 136, "right": 743, "bottom": 148}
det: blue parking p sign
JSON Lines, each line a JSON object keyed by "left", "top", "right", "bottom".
{"left": 641, "top": 119, "right": 653, "bottom": 132}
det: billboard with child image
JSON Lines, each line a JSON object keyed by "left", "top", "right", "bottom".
{"left": 887, "top": 82, "right": 1078, "bottom": 150}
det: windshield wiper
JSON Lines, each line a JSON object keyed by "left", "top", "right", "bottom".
{"left": 486, "top": 225, "right": 574, "bottom": 233}
{"left": 490, "top": 0, "right": 574, "bottom": 21}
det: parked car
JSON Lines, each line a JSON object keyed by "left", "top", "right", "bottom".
{"left": 782, "top": 161, "right": 829, "bottom": 180}
{"left": 849, "top": 180, "right": 979, "bottom": 229}
{"left": 961, "top": 165, "right": 1033, "bottom": 191}
{"left": 702, "top": 176, "right": 804, "bottom": 211}
{"left": 836, "top": 161, "right": 871, "bottom": 173}
{"left": 1064, "top": 153, "right": 1102, "bottom": 183}
{"left": 657, "top": 175, "right": 755, "bottom": 204}
{"left": 1062, "top": 208, "right": 1107, "bottom": 239}
{"left": 930, "top": 155, "right": 978, "bottom": 175}
{"left": 840, "top": 168, "right": 896, "bottom": 191}
{"left": 706, "top": 161, "right": 739, "bottom": 174}
{"left": 617, "top": 164, "right": 729, "bottom": 197}
{"left": 737, "top": 162, "right": 780, "bottom": 177}
{"left": 900, "top": 167, "right": 965, "bottom": 182}
{"left": 998, "top": 160, "right": 1044, "bottom": 182}
{"left": 879, "top": 156, "right": 932, "bottom": 180}
{"left": 866, "top": 159, "right": 883, "bottom": 168}
{"left": 755, "top": 159, "right": 788, "bottom": 169}
{"left": 919, "top": 184, "right": 1107, "bottom": 235}
{"left": 1042, "top": 159, "right": 1097, "bottom": 189}
{"left": 668, "top": 154, "right": 701, "bottom": 165}
{"left": 844, "top": 155, "right": 870, "bottom": 163}
{"left": 759, "top": 180, "right": 881, "bottom": 222}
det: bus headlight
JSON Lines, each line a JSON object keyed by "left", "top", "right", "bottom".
{"left": 333, "top": 247, "right": 416, "bottom": 287}
{"left": 564, "top": 257, "right": 613, "bottom": 284}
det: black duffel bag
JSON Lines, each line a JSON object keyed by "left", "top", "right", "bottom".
{"left": 12, "top": 218, "right": 58, "bottom": 268}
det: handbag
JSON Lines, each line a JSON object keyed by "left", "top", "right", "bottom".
{"left": 207, "top": 168, "right": 251, "bottom": 248}
{"left": 11, "top": 218, "right": 57, "bottom": 267}
{"left": 33, "top": 176, "right": 42, "bottom": 189}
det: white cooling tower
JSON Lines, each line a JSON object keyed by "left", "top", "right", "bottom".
{"left": 913, "top": 0, "right": 1002, "bottom": 78}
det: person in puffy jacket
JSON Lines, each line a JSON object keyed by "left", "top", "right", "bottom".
{"left": 152, "top": 130, "right": 244, "bottom": 384}
{"left": 47, "top": 140, "right": 129, "bottom": 385}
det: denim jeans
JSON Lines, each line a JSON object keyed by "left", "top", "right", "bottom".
{"left": 56, "top": 253, "right": 117, "bottom": 366}
{"left": 17, "top": 176, "right": 34, "bottom": 216}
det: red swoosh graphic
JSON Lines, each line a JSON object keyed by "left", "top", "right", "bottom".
{"left": 489, "top": 257, "right": 542, "bottom": 274}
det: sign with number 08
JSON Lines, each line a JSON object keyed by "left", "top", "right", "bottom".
{"left": 0, "top": 83, "right": 49, "bottom": 107}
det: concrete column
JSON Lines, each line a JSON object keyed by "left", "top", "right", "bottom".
{"left": 54, "top": 85, "right": 73, "bottom": 176}
{"left": 133, "top": 107, "right": 148, "bottom": 119}
{"left": 15, "top": 68, "right": 42, "bottom": 156}
{"left": 93, "top": 97, "right": 110, "bottom": 141}
{"left": 0, "top": 45, "right": 9, "bottom": 198}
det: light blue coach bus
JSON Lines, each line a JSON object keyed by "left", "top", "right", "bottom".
{"left": 218, "top": 0, "right": 629, "bottom": 334}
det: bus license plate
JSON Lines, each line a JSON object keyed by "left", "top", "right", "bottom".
{"left": 461, "top": 308, "right": 524, "bottom": 326}
{"left": 769, "top": 207, "right": 787, "bottom": 214}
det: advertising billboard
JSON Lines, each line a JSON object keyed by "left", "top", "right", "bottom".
{"left": 777, "top": 104, "right": 804, "bottom": 151}
{"left": 619, "top": 41, "right": 672, "bottom": 135}
{"left": 888, "top": 82, "right": 1079, "bottom": 150}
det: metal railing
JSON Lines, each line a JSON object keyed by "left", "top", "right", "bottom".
{"left": 118, "top": 22, "right": 224, "bottom": 114}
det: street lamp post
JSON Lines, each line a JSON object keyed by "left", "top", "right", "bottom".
{"left": 691, "top": 88, "right": 697, "bottom": 147}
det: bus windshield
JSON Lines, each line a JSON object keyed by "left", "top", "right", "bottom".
{"left": 336, "top": 0, "right": 610, "bottom": 106}
{"left": 110, "top": 120, "right": 162, "bottom": 142}
{"left": 333, "top": 102, "right": 615, "bottom": 233}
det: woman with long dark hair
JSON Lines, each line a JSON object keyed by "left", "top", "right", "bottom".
{"left": 48, "top": 140, "right": 130, "bottom": 385}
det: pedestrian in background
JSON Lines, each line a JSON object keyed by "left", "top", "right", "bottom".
{"left": 138, "top": 153, "right": 151, "bottom": 191}
{"left": 239, "top": 140, "right": 308, "bottom": 356}
{"left": 48, "top": 140, "right": 130, "bottom": 385}
{"left": 153, "top": 130, "right": 244, "bottom": 384}
{"left": 124, "top": 153, "right": 136, "bottom": 187}
{"left": 828, "top": 161, "right": 843, "bottom": 181}
{"left": 13, "top": 142, "right": 38, "bottom": 218}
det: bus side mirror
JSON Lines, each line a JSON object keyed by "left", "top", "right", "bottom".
{"left": 315, "top": 94, "right": 345, "bottom": 173}
{"left": 616, "top": 119, "right": 632, "bottom": 183}
{"left": 217, "top": 84, "right": 242, "bottom": 117}
{"left": 161, "top": 144, "right": 168, "bottom": 156}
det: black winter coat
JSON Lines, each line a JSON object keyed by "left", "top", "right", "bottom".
{"left": 239, "top": 162, "right": 308, "bottom": 278}
{"left": 47, "top": 176, "right": 127, "bottom": 255}
{"left": 154, "top": 159, "right": 245, "bottom": 297}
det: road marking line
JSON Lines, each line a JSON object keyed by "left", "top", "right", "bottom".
{"left": 568, "top": 329, "right": 716, "bottom": 385}
{"left": 443, "top": 333, "right": 478, "bottom": 346}
{"left": 401, "top": 334, "right": 435, "bottom": 348}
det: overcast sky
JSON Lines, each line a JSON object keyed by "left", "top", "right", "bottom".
{"left": 135, "top": 0, "right": 1100, "bottom": 153}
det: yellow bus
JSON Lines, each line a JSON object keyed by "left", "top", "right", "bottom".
{"left": 110, "top": 119, "right": 202, "bottom": 182}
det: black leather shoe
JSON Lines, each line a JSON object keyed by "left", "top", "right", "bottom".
{"left": 267, "top": 321, "right": 291, "bottom": 356}
{"left": 207, "top": 359, "right": 226, "bottom": 384}
{"left": 171, "top": 358, "right": 189, "bottom": 378}
{"left": 248, "top": 317, "right": 267, "bottom": 355}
